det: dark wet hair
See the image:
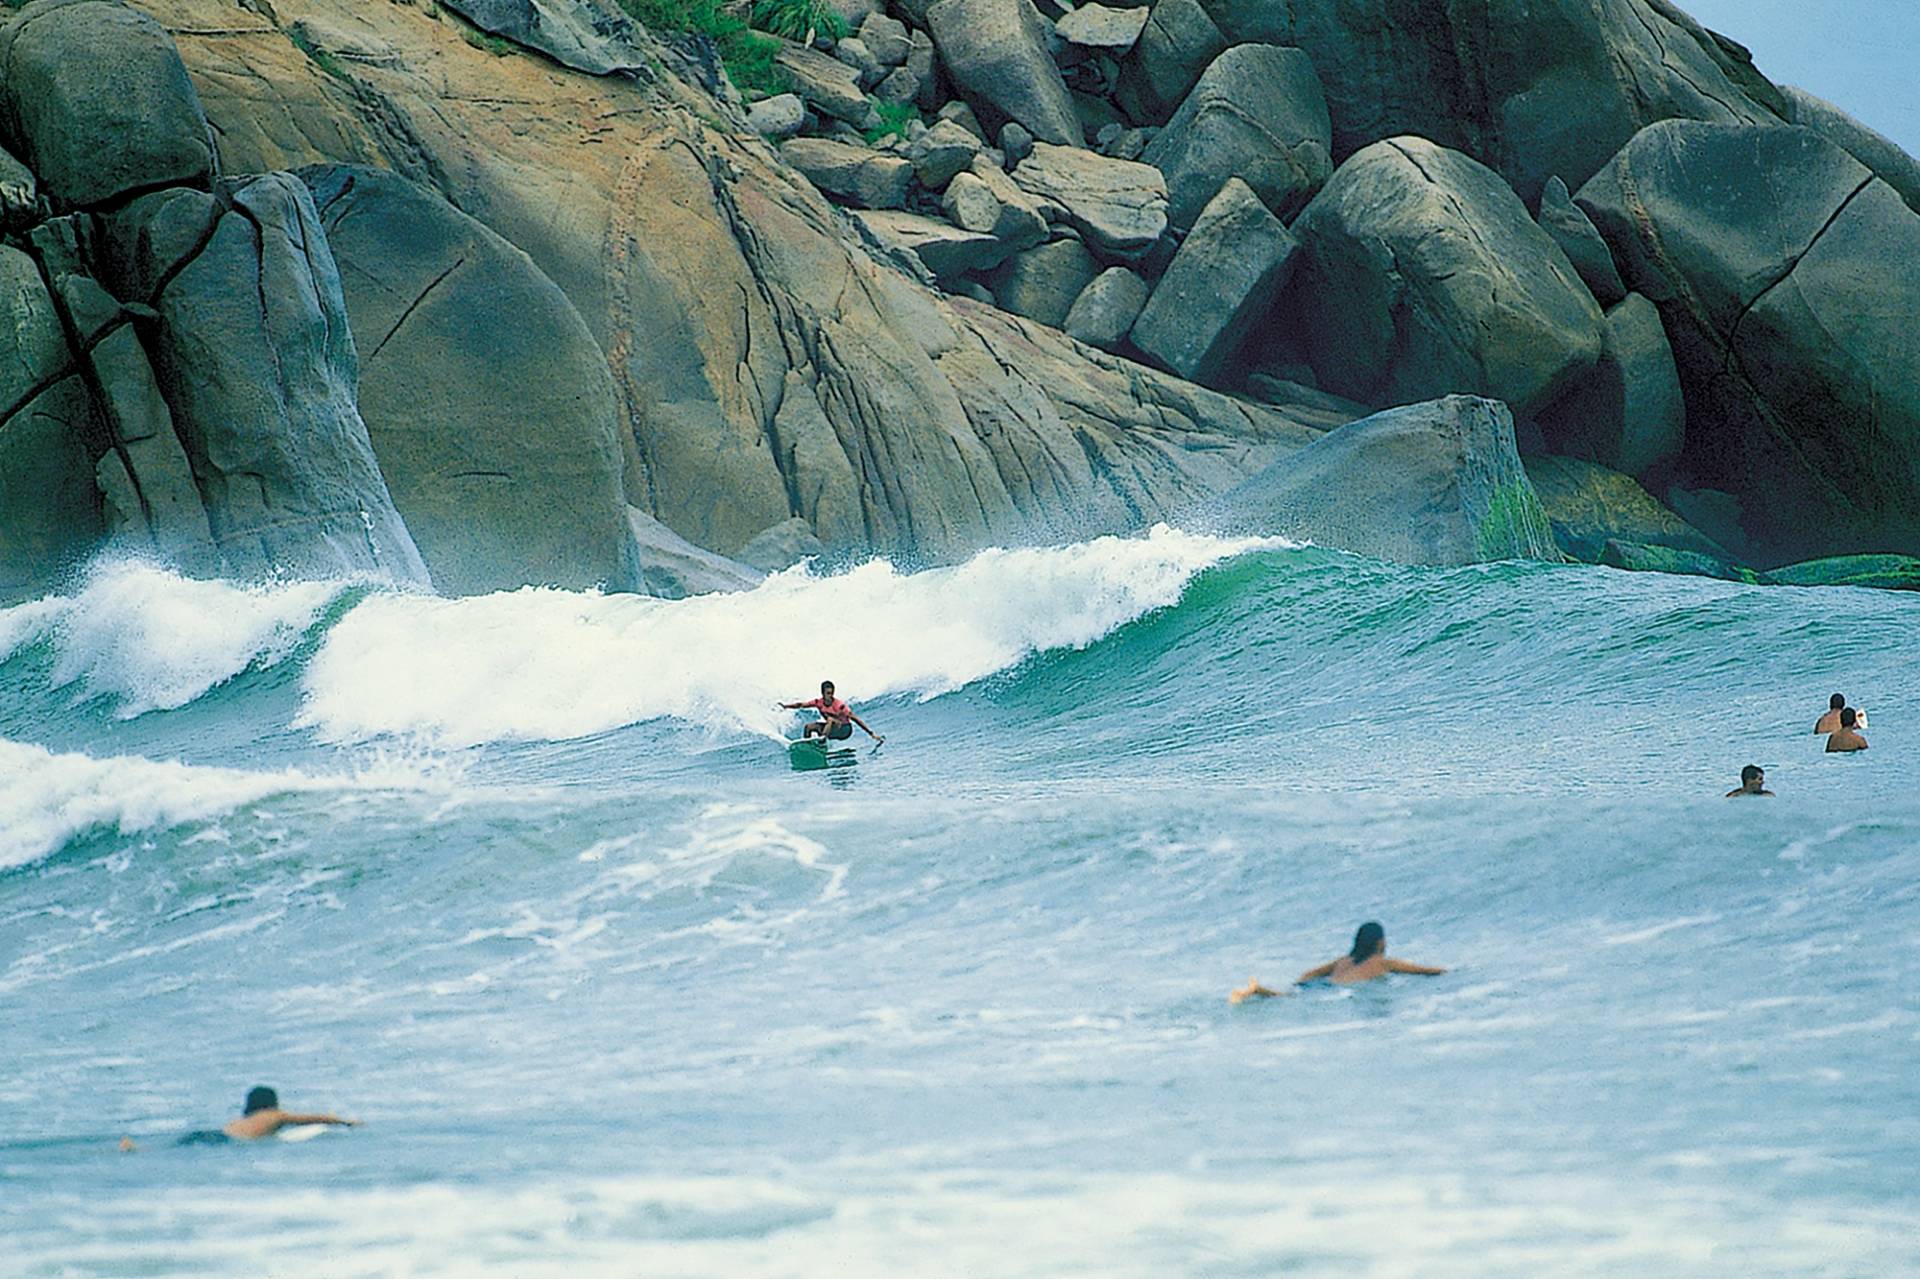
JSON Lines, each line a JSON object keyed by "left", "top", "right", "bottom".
{"left": 1741, "top": 764, "right": 1764, "bottom": 784}
{"left": 821, "top": 680, "right": 835, "bottom": 693}
{"left": 243, "top": 1086, "right": 278, "bottom": 1115}
{"left": 1830, "top": 693, "right": 1846, "bottom": 709}
{"left": 1349, "top": 921, "right": 1385, "bottom": 963}
{"left": 1840, "top": 707, "right": 1857, "bottom": 727}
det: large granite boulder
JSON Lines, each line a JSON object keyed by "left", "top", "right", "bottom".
{"left": 1055, "top": 4, "right": 1150, "bottom": 54}
{"left": 1114, "top": 0, "right": 1225, "bottom": 125}
{"left": 1535, "top": 293, "right": 1684, "bottom": 480}
{"left": 1577, "top": 121, "right": 1920, "bottom": 562}
{"left": 0, "top": 243, "right": 101, "bottom": 595}
{"left": 854, "top": 209, "right": 1012, "bottom": 280}
{"left": 98, "top": 174, "right": 429, "bottom": 585}
{"left": 1011, "top": 142, "right": 1168, "bottom": 259}
{"left": 1780, "top": 85, "right": 1920, "bottom": 215}
{"left": 437, "top": 0, "right": 645, "bottom": 75}
{"left": 1141, "top": 44, "right": 1332, "bottom": 231}
{"left": 302, "top": 165, "right": 640, "bottom": 595}
{"left": 1537, "top": 176, "right": 1626, "bottom": 306}
{"left": 0, "top": 147, "right": 37, "bottom": 232}
{"left": 781, "top": 139, "right": 914, "bottom": 210}
{"left": 775, "top": 42, "right": 874, "bottom": 126}
{"left": 979, "top": 238, "right": 1101, "bottom": 327}
{"left": 625, "top": 507, "right": 765, "bottom": 598}
{"left": 1291, "top": 137, "right": 1603, "bottom": 417}
{"left": 1207, "top": 395, "right": 1559, "bottom": 566}
{"left": 1197, "top": 0, "right": 1784, "bottom": 204}
{"left": 0, "top": 0, "right": 215, "bottom": 208}
{"left": 1524, "top": 454, "right": 1727, "bottom": 563}
{"left": 1063, "top": 266, "right": 1149, "bottom": 351}
{"left": 925, "top": 0, "right": 1082, "bottom": 146}
{"left": 1131, "top": 178, "right": 1297, "bottom": 383}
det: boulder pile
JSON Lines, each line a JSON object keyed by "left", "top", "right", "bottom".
{"left": 754, "top": 0, "right": 1920, "bottom": 572}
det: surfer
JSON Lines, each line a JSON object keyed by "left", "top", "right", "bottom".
{"left": 176, "top": 1086, "right": 358, "bottom": 1144}
{"left": 1230, "top": 921, "right": 1446, "bottom": 1002}
{"left": 1814, "top": 694, "right": 1865, "bottom": 734}
{"left": 1726, "top": 764, "right": 1775, "bottom": 797}
{"left": 781, "top": 680, "right": 883, "bottom": 745}
{"left": 1825, "top": 707, "right": 1869, "bottom": 753}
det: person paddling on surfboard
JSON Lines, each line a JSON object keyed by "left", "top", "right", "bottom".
{"left": 1229, "top": 921, "right": 1445, "bottom": 1002}
{"left": 782, "top": 680, "right": 883, "bottom": 745}
{"left": 174, "top": 1086, "right": 359, "bottom": 1144}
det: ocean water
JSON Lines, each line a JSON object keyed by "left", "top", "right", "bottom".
{"left": 3, "top": 528, "right": 1916, "bottom": 1277}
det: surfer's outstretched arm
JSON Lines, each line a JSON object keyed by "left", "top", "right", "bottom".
{"left": 1385, "top": 959, "right": 1446, "bottom": 976}
{"left": 1229, "top": 976, "right": 1286, "bottom": 1004}
{"left": 1295, "top": 960, "right": 1338, "bottom": 984}
{"left": 850, "top": 712, "right": 883, "bottom": 744}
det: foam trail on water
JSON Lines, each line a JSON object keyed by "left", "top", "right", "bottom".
{"left": 0, "top": 738, "right": 460, "bottom": 871}
{"left": 0, "top": 560, "right": 346, "bottom": 717}
{"left": 300, "top": 526, "right": 1286, "bottom": 747}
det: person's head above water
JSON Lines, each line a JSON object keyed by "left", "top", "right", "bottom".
{"left": 1830, "top": 693, "right": 1846, "bottom": 710}
{"left": 1741, "top": 764, "right": 1765, "bottom": 786}
{"left": 243, "top": 1086, "right": 279, "bottom": 1115}
{"left": 820, "top": 680, "right": 835, "bottom": 697}
{"left": 1349, "top": 921, "right": 1385, "bottom": 962}
{"left": 1840, "top": 707, "right": 1858, "bottom": 728}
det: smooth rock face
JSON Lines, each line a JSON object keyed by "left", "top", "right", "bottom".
{"left": 1063, "top": 266, "right": 1149, "bottom": 350}
{"left": 980, "top": 237, "right": 1100, "bottom": 327}
{"left": 1142, "top": 43, "right": 1332, "bottom": 231}
{"left": 782, "top": 138, "right": 914, "bottom": 209}
{"left": 1537, "top": 175, "right": 1626, "bottom": 306}
{"left": 859, "top": 13, "right": 912, "bottom": 66}
{"left": 1577, "top": 121, "right": 1920, "bottom": 562}
{"left": 1219, "top": 0, "right": 1784, "bottom": 204}
{"left": 0, "top": 243, "right": 100, "bottom": 593}
{"left": 1210, "top": 395, "right": 1561, "bottom": 566}
{"left": 302, "top": 166, "right": 639, "bottom": 595}
{"left": 1292, "top": 137, "right": 1604, "bottom": 417}
{"left": 926, "top": 0, "right": 1083, "bottom": 146}
{"left": 1524, "top": 454, "right": 1726, "bottom": 563}
{"left": 735, "top": 516, "right": 827, "bottom": 571}
{"left": 625, "top": 506, "right": 764, "bottom": 598}
{"left": 0, "top": 0, "right": 215, "bottom": 208}
{"left": 100, "top": 175, "right": 429, "bottom": 585}
{"left": 1011, "top": 142, "right": 1167, "bottom": 259}
{"left": 1055, "top": 3, "right": 1150, "bottom": 53}
{"left": 1132, "top": 177, "right": 1297, "bottom": 383}
{"left": 1782, "top": 84, "right": 1920, "bottom": 215}
{"left": 1114, "top": 0, "right": 1225, "bottom": 124}
{"left": 1535, "top": 293, "right": 1684, "bottom": 480}
{"left": 437, "top": 0, "right": 645, "bottom": 75}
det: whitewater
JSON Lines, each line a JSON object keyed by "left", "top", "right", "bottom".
{"left": 3, "top": 529, "right": 1917, "bottom": 1276}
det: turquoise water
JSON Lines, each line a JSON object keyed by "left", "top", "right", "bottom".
{"left": 4, "top": 529, "right": 1917, "bottom": 1276}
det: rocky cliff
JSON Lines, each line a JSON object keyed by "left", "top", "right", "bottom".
{"left": 1, "top": 0, "right": 1916, "bottom": 598}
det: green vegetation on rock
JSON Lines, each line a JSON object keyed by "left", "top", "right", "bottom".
{"left": 617, "top": 0, "right": 790, "bottom": 99}
{"left": 749, "top": 0, "right": 847, "bottom": 43}
{"left": 1599, "top": 539, "right": 1766, "bottom": 584}
{"left": 865, "top": 101, "right": 919, "bottom": 145}
{"left": 1476, "top": 479, "right": 1558, "bottom": 563}
{"left": 287, "top": 25, "right": 352, "bottom": 83}
{"left": 461, "top": 28, "right": 519, "bottom": 57}
{"left": 1766, "top": 554, "right": 1920, "bottom": 591}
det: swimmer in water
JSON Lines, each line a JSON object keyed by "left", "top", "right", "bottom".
{"left": 1825, "top": 707, "right": 1869, "bottom": 754}
{"left": 1726, "top": 764, "right": 1775, "bottom": 797}
{"left": 1229, "top": 921, "right": 1446, "bottom": 1002}
{"left": 175, "top": 1086, "right": 358, "bottom": 1144}
{"left": 1814, "top": 694, "right": 1866, "bottom": 734}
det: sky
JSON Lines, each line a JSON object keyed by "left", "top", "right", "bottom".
{"left": 1676, "top": 0, "right": 1920, "bottom": 156}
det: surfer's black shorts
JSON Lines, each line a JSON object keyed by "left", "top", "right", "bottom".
{"left": 176, "top": 1129, "right": 231, "bottom": 1146}
{"left": 824, "top": 722, "right": 853, "bottom": 740}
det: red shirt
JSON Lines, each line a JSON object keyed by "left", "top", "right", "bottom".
{"left": 799, "top": 696, "right": 853, "bottom": 724}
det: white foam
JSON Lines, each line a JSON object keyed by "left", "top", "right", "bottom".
{"left": 0, "top": 560, "right": 345, "bottom": 717}
{"left": 0, "top": 739, "right": 453, "bottom": 872}
{"left": 298, "top": 525, "right": 1281, "bottom": 746}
